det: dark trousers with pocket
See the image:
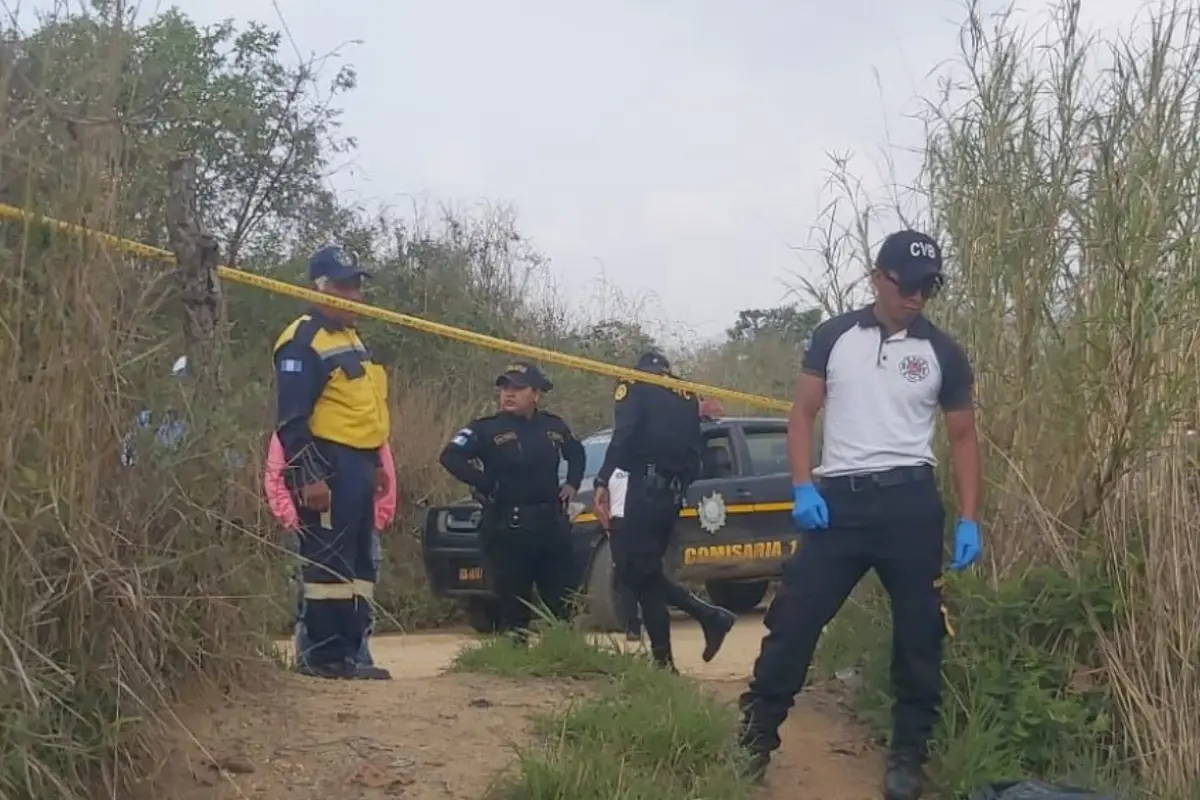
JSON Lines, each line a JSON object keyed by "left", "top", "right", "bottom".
{"left": 610, "top": 469, "right": 718, "bottom": 662}
{"left": 296, "top": 440, "right": 378, "bottom": 668}
{"left": 609, "top": 517, "right": 642, "bottom": 632}
{"left": 738, "top": 465, "right": 948, "bottom": 759}
{"left": 481, "top": 502, "right": 574, "bottom": 631}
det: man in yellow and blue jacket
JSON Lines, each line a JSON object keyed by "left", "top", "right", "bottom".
{"left": 273, "top": 244, "right": 392, "bottom": 681}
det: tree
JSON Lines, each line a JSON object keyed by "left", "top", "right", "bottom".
{"left": 568, "top": 319, "right": 658, "bottom": 364}
{"left": 725, "top": 304, "right": 822, "bottom": 346}
{"left": 3, "top": 7, "right": 357, "bottom": 265}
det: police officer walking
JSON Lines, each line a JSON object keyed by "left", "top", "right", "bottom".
{"left": 439, "top": 360, "right": 585, "bottom": 636}
{"left": 273, "top": 244, "right": 393, "bottom": 681}
{"left": 592, "top": 351, "right": 736, "bottom": 673}
{"left": 736, "top": 230, "right": 982, "bottom": 799}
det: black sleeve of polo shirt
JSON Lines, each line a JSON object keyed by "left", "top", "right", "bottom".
{"left": 801, "top": 313, "right": 856, "bottom": 378}
{"left": 932, "top": 333, "right": 975, "bottom": 411}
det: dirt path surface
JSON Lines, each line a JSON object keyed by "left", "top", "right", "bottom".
{"left": 155, "top": 614, "right": 882, "bottom": 799}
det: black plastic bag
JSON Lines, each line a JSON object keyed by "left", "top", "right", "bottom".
{"left": 971, "top": 780, "right": 1117, "bottom": 800}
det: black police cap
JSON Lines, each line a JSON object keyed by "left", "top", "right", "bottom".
{"left": 635, "top": 350, "right": 671, "bottom": 374}
{"left": 495, "top": 359, "right": 553, "bottom": 391}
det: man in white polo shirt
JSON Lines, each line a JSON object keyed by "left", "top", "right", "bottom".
{"left": 736, "top": 230, "right": 982, "bottom": 800}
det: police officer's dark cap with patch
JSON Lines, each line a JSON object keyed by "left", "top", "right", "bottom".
{"left": 309, "top": 244, "right": 370, "bottom": 283}
{"left": 495, "top": 360, "right": 553, "bottom": 391}
{"left": 636, "top": 350, "right": 671, "bottom": 374}
{"left": 875, "top": 230, "right": 944, "bottom": 281}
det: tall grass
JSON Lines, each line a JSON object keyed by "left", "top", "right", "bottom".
{"left": 0, "top": 188, "right": 279, "bottom": 798}
{"left": 927, "top": 1, "right": 1200, "bottom": 793}
{"left": 806, "top": 1, "right": 1200, "bottom": 795}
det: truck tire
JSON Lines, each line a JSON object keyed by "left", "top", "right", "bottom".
{"left": 465, "top": 596, "right": 501, "bottom": 634}
{"left": 584, "top": 539, "right": 624, "bottom": 632}
{"left": 705, "top": 579, "right": 769, "bottom": 614}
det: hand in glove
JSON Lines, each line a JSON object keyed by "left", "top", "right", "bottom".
{"left": 791, "top": 482, "right": 830, "bottom": 530}
{"left": 948, "top": 518, "right": 982, "bottom": 570}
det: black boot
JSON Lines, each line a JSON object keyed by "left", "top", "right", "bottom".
{"left": 670, "top": 587, "right": 737, "bottom": 662}
{"left": 882, "top": 750, "right": 926, "bottom": 800}
{"left": 351, "top": 664, "right": 393, "bottom": 680}
{"left": 742, "top": 749, "right": 770, "bottom": 784}
{"left": 698, "top": 605, "right": 736, "bottom": 662}
{"left": 736, "top": 721, "right": 772, "bottom": 784}
{"left": 625, "top": 617, "right": 642, "bottom": 643}
{"left": 651, "top": 649, "right": 680, "bottom": 675}
{"left": 296, "top": 658, "right": 355, "bottom": 679}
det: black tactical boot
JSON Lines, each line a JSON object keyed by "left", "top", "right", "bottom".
{"left": 351, "top": 664, "right": 393, "bottom": 680}
{"left": 625, "top": 618, "right": 642, "bottom": 643}
{"left": 882, "top": 750, "right": 926, "bottom": 800}
{"left": 736, "top": 722, "right": 771, "bottom": 784}
{"left": 669, "top": 586, "right": 737, "bottom": 662}
{"left": 651, "top": 650, "right": 680, "bottom": 675}
{"left": 698, "top": 605, "right": 736, "bottom": 662}
{"left": 296, "top": 658, "right": 355, "bottom": 679}
{"left": 742, "top": 749, "right": 770, "bottom": 784}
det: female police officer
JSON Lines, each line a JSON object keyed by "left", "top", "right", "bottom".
{"left": 439, "top": 360, "right": 585, "bottom": 636}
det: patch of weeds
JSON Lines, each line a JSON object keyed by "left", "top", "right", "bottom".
{"left": 455, "top": 618, "right": 754, "bottom": 799}
{"left": 814, "top": 567, "right": 1138, "bottom": 799}
{"left": 450, "top": 619, "right": 634, "bottom": 679}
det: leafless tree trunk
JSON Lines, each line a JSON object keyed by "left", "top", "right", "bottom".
{"left": 166, "top": 154, "right": 223, "bottom": 389}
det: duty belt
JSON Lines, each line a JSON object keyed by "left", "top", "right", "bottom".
{"left": 642, "top": 464, "right": 685, "bottom": 497}
{"left": 497, "top": 501, "right": 561, "bottom": 529}
{"left": 817, "top": 465, "right": 934, "bottom": 493}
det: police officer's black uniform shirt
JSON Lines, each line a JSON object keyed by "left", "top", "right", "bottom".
{"left": 595, "top": 380, "right": 702, "bottom": 489}
{"left": 439, "top": 411, "right": 585, "bottom": 506}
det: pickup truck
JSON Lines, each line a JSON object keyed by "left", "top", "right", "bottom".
{"left": 421, "top": 416, "right": 800, "bottom": 633}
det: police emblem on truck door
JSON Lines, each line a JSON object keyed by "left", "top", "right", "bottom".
{"left": 698, "top": 492, "right": 728, "bottom": 534}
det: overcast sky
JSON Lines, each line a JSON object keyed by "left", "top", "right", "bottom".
{"left": 18, "top": 0, "right": 1139, "bottom": 342}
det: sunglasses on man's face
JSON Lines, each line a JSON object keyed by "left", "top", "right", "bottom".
{"left": 883, "top": 271, "right": 943, "bottom": 300}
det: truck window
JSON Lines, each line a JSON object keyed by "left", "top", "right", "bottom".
{"left": 558, "top": 432, "right": 612, "bottom": 483}
{"left": 700, "top": 432, "right": 736, "bottom": 479}
{"left": 743, "top": 428, "right": 789, "bottom": 475}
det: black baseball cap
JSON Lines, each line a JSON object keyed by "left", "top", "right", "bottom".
{"left": 308, "top": 244, "right": 370, "bottom": 283}
{"left": 874, "top": 230, "right": 943, "bottom": 280}
{"left": 635, "top": 350, "right": 671, "bottom": 374}
{"left": 495, "top": 360, "right": 553, "bottom": 391}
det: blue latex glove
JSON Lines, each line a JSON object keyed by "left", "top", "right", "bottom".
{"left": 948, "top": 518, "right": 982, "bottom": 570}
{"left": 791, "top": 482, "right": 830, "bottom": 530}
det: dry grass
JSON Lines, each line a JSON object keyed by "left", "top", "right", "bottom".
{"left": 799, "top": 1, "right": 1200, "bottom": 794}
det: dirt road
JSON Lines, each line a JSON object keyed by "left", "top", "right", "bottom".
{"left": 154, "top": 614, "right": 882, "bottom": 799}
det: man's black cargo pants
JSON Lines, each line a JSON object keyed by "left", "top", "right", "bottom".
{"left": 738, "top": 465, "right": 949, "bottom": 762}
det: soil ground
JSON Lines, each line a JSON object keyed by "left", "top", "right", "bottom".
{"left": 152, "top": 611, "right": 883, "bottom": 799}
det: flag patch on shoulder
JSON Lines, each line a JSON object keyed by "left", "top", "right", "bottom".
{"left": 280, "top": 358, "right": 304, "bottom": 373}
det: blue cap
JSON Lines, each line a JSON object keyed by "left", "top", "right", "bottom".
{"left": 308, "top": 244, "right": 369, "bottom": 283}
{"left": 875, "top": 230, "right": 943, "bottom": 279}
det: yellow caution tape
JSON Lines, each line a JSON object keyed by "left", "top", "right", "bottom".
{"left": 0, "top": 202, "right": 793, "bottom": 412}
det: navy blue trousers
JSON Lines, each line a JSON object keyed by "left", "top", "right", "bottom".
{"left": 296, "top": 440, "right": 377, "bottom": 668}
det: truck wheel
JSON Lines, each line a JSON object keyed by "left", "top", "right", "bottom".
{"left": 705, "top": 579, "right": 769, "bottom": 614}
{"left": 584, "top": 539, "right": 624, "bottom": 632}
{"left": 465, "top": 596, "right": 501, "bottom": 634}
